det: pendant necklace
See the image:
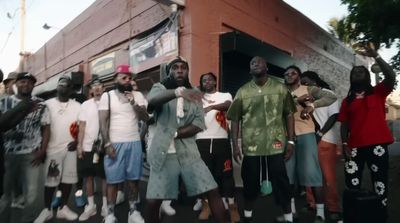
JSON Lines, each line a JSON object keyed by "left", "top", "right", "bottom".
{"left": 58, "top": 100, "right": 69, "bottom": 115}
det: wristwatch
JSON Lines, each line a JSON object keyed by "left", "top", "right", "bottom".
{"left": 287, "top": 140, "right": 295, "bottom": 145}
{"left": 316, "top": 130, "right": 323, "bottom": 137}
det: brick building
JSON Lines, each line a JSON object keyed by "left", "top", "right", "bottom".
{"left": 23, "top": 0, "right": 366, "bottom": 98}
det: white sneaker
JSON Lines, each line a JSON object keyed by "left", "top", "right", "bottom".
{"left": 105, "top": 214, "right": 117, "bottom": 223}
{"left": 116, "top": 191, "right": 125, "bottom": 205}
{"left": 11, "top": 195, "right": 25, "bottom": 209}
{"left": 78, "top": 204, "right": 97, "bottom": 221}
{"left": 128, "top": 210, "right": 144, "bottom": 223}
{"left": 160, "top": 201, "right": 176, "bottom": 216}
{"left": 56, "top": 206, "right": 78, "bottom": 221}
{"left": 101, "top": 205, "right": 108, "bottom": 217}
{"left": 34, "top": 208, "right": 53, "bottom": 223}
{"left": 193, "top": 198, "right": 203, "bottom": 211}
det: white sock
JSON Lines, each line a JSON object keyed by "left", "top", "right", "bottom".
{"left": 284, "top": 213, "right": 293, "bottom": 222}
{"left": 222, "top": 198, "right": 228, "bottom": 209}
{"left": 88, "top": 196, "right": 95, "bottom": 207}
{"left": 56, "top": 190, "right": 62, "bottom": 197}
{"left": 227, "top": 197, "right": 235, "bottom": 205}
{"left": 244, "top": 210, "right": 252, "bottom": 218}
{"left": 102, "top": 196, "right": 107, "bottom": 208}
{"left": 316, "top": 204, "right": 325, "bottom": 219}
{"left": 291, "top": 198, "right": 296, "bottom": 214}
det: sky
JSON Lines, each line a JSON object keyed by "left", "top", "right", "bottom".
{"left": 0, "top": 0, "right": 96, "bottom": 77}
{"left": 0, "top": 0, "right": 398, "bottom": 78}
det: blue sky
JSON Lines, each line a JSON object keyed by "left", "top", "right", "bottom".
{"left": 0, "top": 0, "right": 397, "bottom": 77}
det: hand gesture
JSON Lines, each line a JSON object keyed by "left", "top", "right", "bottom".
{"left": 233, "top": 145, "right": 243, "bottom": 163}
{"left": 342, "top": 144, "right": 352, "bottom": 161}
{"left": 77, "top": 147, "right": 84, "bottom": 159}
{"left": 297, "top": 94, "right": 314, "bottom": 104}
{"left": 67, "top": 141, "right": 78, "bottom": 151}
{"left": 31, "top": 149, "right": 46, "bottom": 167}
{"left": 354, "top": 42, "right": 379, "bottom": 58}
{"left": 180, "top": 89, "right": 203, "bottom": 103}
{"left": 124, "top": 91, "right": 135, "bottom": 104}
{"left": 284, "top": 144, "right": 294, "bottom": 161}
{"left": 300, "top": 106, "right": 314, "bottom": 120}
{"left": 105, "top": 144, "right": 117, "bottom": 159}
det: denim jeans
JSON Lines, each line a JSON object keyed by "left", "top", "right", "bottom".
{"left": 0, "top": 153, "right": 44, "bottom": 223}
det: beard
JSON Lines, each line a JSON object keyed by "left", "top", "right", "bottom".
{"left": 116, "top": 83, "right": 133, "bottom": 93}
{"left": 162, "top": 75, "right": 192, "bottom": 89}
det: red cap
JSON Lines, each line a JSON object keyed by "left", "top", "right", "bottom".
{"left": 115, "top": 64, "right": 132, "bottom": 75}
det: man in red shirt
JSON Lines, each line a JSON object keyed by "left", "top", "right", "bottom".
{"left": 338, "top": 43, "right": 396, "bottom": 222}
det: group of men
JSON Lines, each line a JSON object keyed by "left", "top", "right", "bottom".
{"left": 0, "top": 42, "right": 396, "bottom": 223}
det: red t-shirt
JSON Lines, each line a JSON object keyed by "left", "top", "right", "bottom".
{"left": 338, "top": 82, "right": 394, "bottom": 148}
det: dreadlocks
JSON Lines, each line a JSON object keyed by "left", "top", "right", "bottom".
{"left": 346, "top": 66, "right": 373, "bottom": 104}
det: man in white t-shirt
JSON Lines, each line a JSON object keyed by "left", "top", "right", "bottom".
{"left": 35, "top": 76, "right": 81, "bottom": 223}
{"left": 194, "top": 72, "right": 240, "bottom": 222}
{"left": 76, "top": 78, "right": 108, "bottom": 221}
{"left": 99, "top": 64, "right": 148, "bottom": 223}
{"left": 301, "top": 71, "right": 342, "bottom": 221}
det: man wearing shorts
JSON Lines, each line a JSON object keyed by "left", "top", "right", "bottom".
{"left": 145, "top": 56, "right": 229, "bottom": 223}
{"left": 99, "top": 64, "right": 148, "bottom": 223}
{"left": 77, "top": 78, "right": 107, "bottom": 221}
{"left": 35, "top": 76, "right": 81, "bottom": 222}
{"left": 284, "top": 65, "right": 336, "bottom": 222}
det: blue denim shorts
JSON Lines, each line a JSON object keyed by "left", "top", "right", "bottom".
{"left": 104, "top": 141, "right": 143, "bottom": 184}
{"left": 285, "top": 133, "right": 322, "bottom": 186}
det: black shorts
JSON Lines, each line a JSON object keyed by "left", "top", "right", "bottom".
{"left": 196, "top": 138, "right": 235, "bottom": 197}
{"left": 241, "top": 154, "right": 291, "bottom": 207}
{"left": 77, "top": 151, "right": 106, "bottom": 179}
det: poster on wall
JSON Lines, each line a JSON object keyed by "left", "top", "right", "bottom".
{"left": 90, "top": 52, "right": 116, "bottom": 78}
{"left": 129, "top": 19, "right": 179, "bottom": 74}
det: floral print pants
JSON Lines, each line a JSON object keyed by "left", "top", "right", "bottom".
{"left": 344, "top": 144, "right": 389, "bottom": 210}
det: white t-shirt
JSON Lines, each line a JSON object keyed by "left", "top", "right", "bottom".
{"left": 46, "top": 98, "right": 81, "bottom": 155}
{"left": 79, "top": 98, "right": 100, "bottom": 152}
{"left": 196, "top": 92, "right": 232, "bottom": 139}
{"left": 98, "top": 90, "right": 147, "bottom": 143}
{"left": 313, "top": 89, "right": 341, "bottom": 145}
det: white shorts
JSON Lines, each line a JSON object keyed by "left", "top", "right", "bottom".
{"left": 44, "top": 150, "right": 78, "bottom": 187}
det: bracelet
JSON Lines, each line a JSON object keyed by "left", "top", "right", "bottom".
{"left": 342, "top": 142, "right": 348, "bottom": 146}
{"left": 174, "top": 131, "right": 178, "bottom": 138}
{"left": 375, "top": 55, "right": 381, "bottom": 60}
{"left": 104, "top": 142, "right": 112, "bottom": 147}
{"left": 316, "top": 131, "right": 323, "bottom": 137}
{"left": 288, "top": 140, "right": 295, "bottom": 145}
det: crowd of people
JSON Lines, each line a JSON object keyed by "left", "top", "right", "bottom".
{"left": 0, "top": 42, "right": 396, "bottom": 223}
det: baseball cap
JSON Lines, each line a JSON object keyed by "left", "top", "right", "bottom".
{"left": 16, "top": 72, "right": 37, "bottom": 84}
{"left": 115, "top": 64, "right": 132, "bottom": 76}
{"left": 88, "top": 77, "right": 102, "bottom": 87}
{"left": 3, "top": 72, "right": 18, "bottom": 85}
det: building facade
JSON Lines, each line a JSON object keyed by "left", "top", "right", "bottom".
{"left": 24, "top": 0, "right": 366, "bottom": 98}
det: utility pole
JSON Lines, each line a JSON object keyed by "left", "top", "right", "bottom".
{"left": 19, "top": 0, "right": 26, "bottom": 71}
